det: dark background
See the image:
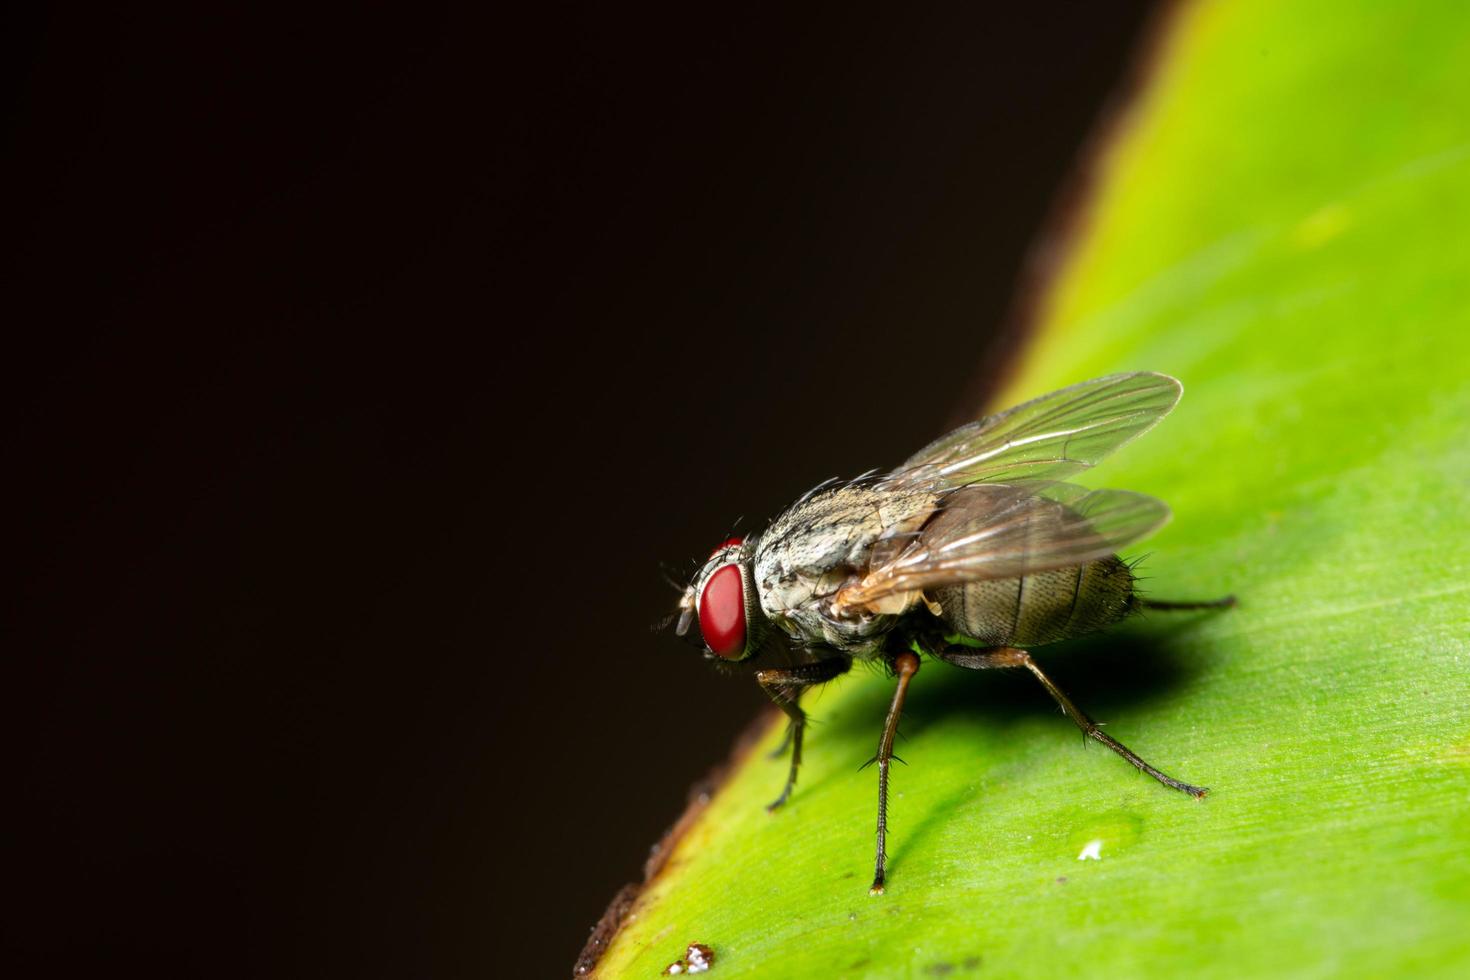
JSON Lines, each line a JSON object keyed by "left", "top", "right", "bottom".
{"left": 5, "top": 4, "right": 1155, "bottom": 976}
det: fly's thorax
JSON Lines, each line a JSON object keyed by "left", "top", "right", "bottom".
{"left": 931, "top": 555, "right": 1135, "bottom": 648}
{"left": 767, "top": 601, "right": 893, "bottom": 658}
{"left": 752, "top": 481, "right": 939, "bottom": 651}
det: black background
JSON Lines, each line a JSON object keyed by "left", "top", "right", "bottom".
{"left": 6, "top": 4, "right": 1154, "bottom": 976}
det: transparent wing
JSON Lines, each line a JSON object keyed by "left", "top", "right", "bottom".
{"left": 833, "top": 483, "right": 1170, "bottom": 614}
{"left": 883, "top": 372, "right": 1182, "bottom": 491}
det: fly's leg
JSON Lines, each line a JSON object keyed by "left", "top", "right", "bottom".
{"left": 937, "top": 646, "right": 1207, "bottom": 799}
{"left": 755, "top": 656, "right": 852, "bottom": 811}
{"left": 768, "top": 723, "right": 794, "bottom": 760}
{"left": 1133, "top": 595, "right": 1236, "bottom": 611}
{"left": 868, "top": 651, "right": 920, "bottom": 895}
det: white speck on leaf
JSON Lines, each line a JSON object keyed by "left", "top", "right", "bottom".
{"left": 1078, "top": 839, "right": 1103, "bottom": 861}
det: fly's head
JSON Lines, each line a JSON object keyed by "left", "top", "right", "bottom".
{"left": 676, "top": 535, "right": 768, "bottom": 662}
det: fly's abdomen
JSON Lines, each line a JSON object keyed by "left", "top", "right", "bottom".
{"left": 932, "top": 556, "right": 1134, "bottom": 648}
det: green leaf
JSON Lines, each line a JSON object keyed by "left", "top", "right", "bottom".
{"left": 591, "top": 2, "right": 1470, "bottom": 976}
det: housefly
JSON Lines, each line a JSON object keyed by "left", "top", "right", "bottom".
{"left": 673, "top": 372, "right": 1233, "bottom": 894}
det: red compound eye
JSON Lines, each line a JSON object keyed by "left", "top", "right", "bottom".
{"left": 698, "top": 563, "right": 747, "bottom": 659}
{"left": 709, "top": 536, "right": 744, "bottom": 557}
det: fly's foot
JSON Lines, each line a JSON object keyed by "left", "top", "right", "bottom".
{"left": 869, "top": 875, "right": 885, "bottom": 896}
{"left": 1147, "top": 767, "right": 1208, "bottom": 799}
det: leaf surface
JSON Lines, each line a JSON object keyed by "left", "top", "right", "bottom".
{"left": 594, "top": 2, "right": 1470, "bottom": 975}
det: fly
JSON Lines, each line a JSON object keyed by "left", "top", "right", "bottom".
{"left": 672, "top": 372, "right": 1233, "bottom": 894}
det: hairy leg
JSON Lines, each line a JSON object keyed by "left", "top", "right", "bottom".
{"left": 755, "top": 656, "right": 852, "bottom": 810}
{"left": 1133, "top": 595, "right": 1236, "bottom": 611}
{"left": 868, "top": 652, "right": 920, "bottom": 895}
{"left": 936, "top": 645, "right": 1207, "bottom": 798}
